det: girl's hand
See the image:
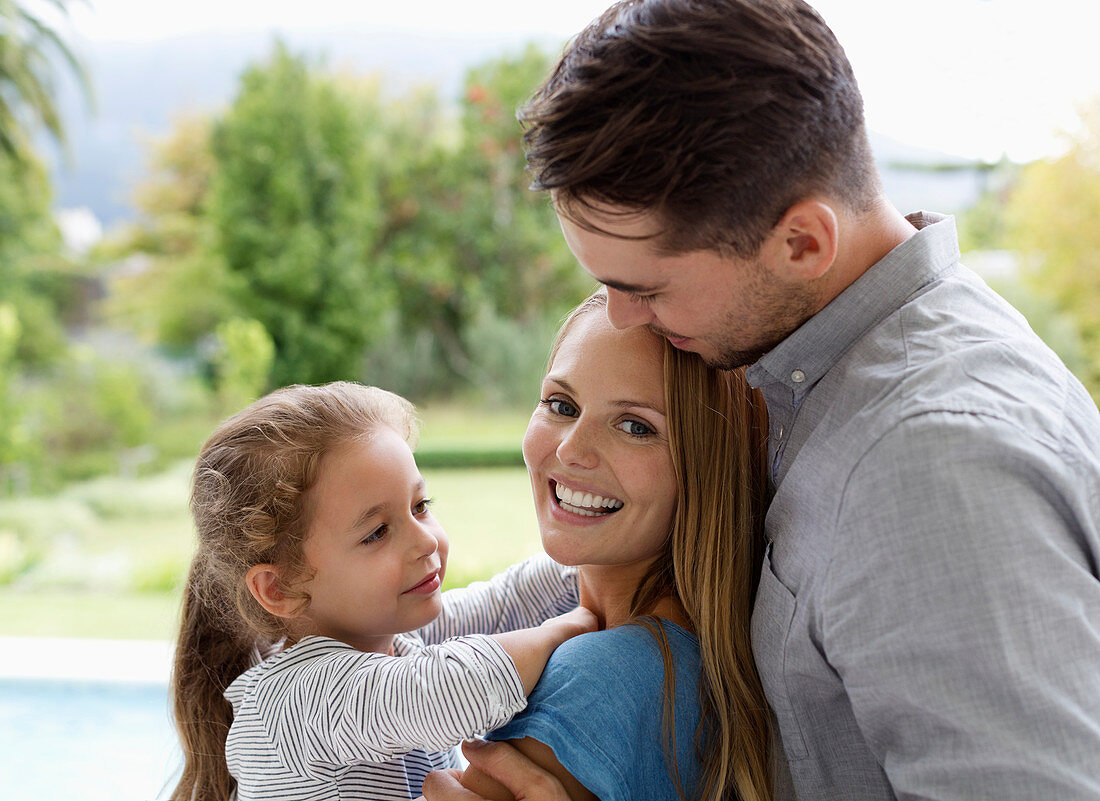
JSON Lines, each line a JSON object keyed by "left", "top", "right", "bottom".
{"left": 490, "top": 606, "right": 597, "bottom": 695}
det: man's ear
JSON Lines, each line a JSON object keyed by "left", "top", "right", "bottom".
{"left": 245, "top": 564, "right": 302, "bottom": 619}
{"left": 763, "top": 200, "right": 839, "bottom": 281}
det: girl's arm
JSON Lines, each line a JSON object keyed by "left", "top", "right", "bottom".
{"left": 261, "top": 612, "right": 593, "bottom": 767}
{"left": 420, "top": 553, "right": 579, "bottom": 643}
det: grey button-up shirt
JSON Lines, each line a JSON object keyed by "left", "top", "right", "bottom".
{"left": 748, "top": 212, "right": 1100, "bottom": 800}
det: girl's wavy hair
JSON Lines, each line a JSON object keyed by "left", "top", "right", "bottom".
{"left": 169, "top": 382, "right": 416, "bottom": 801}
{"left": 551, "top": 292, "right": 772, "bottom": 801}
{"left": 522, "top": 0, "right": 879, "bottom": 258}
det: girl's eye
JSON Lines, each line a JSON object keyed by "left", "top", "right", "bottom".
{"left": 413, "top": 498, "right": 434, "bottom": 515}
{"left": 362, "top": 524, "right": 387, "bottom": 545}
{"left": 616, "top": 419, "right": 655, "bottom": 437}
{"left": 541, "top": 397, "right": 579, "bottom": 418}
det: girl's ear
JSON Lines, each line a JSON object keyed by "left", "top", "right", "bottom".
{"left": 245, "top": 564, "right": 302, "bottom": 619}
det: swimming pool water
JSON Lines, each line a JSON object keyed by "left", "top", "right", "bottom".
{"left": 0, "top": 678, "right": 180, "bottom": 800}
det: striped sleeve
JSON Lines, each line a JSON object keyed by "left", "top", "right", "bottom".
{"left": 419, "top": 553, "right": 579, "bottom": 642}
{"left": 255, "top": 636, "right": 525, "bottom": 770}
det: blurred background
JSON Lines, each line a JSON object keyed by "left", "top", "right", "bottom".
{"left": 1, "top": 0, "right": 1098, "bottom": 797}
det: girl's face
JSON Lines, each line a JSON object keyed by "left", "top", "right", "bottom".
{"left": 523, "top": 311, "right": 677, "bottom": 575}
{"left": 294, "top": 427, "right": 448, "bottom": 653}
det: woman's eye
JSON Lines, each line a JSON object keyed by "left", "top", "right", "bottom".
{"left": 362, "top": 524, "right": 387, "bottom": 545}
{"left": 616, "top": 419, "right": 655, "bottom": 437}
{"left": 413, "top": 498, "right": 434, "bottom": 515}
{"left": 543, "top": 398, "right": 579, "bottom": 418}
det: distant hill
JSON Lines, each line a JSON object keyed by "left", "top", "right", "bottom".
{"left": 44, "top": 28, "right": 991, "bottom": 231}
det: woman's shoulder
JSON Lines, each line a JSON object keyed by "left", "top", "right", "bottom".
{"left": 554, "top": 618, "right": 698, "bottom": 661}
{"left": 538, "top": 618, "right": 700, "bottom": 695}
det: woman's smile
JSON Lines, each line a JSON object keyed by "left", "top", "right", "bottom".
{"left": 551, "top": 478, "right": 624, "bottom": 518}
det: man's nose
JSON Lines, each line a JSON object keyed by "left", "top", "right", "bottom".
{"left": 604, "top": 287, "right": 654, "bottom": 329}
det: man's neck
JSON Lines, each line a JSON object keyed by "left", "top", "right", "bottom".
{"left": 817, "top": 197, "right": 917, "bottom": 313}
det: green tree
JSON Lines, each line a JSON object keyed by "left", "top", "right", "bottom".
{"left": 102, "top": 114, "right": 241, "bottom": 351}
{"left": 213, "top": 317, "right": 274, "bottom": 411}
{"left": 0, "top": 0, "right": 88, "bottom": 161}
{"left": 207, "top": 44, "right": 391, "bottom": 386}
{"left": 1004, "top": 100, "right": 1100, "bottom": 400}
{"left": 0, "top": 144, "right": 70, "bottom": 364}
{"left": 378, "top": 46, "right": 590, "bottom": 388}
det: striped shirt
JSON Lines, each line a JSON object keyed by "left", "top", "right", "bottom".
{"left": 224, "top": 554, "right": 578, "bottom": 801}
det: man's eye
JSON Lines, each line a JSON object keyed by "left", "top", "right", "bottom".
{"left": 616, "top": 419, "right": 654, "bottom": 437}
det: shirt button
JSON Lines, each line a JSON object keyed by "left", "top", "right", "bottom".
{"left": 791, "top": 369, "right": 806, "bottom": 384}
{"left": 778, "top": 425, "right": 785, "bottom": 439}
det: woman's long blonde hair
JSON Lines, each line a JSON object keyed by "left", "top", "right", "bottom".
{"left": 552, "top": 293, "right": 772, "bottom": 801}
{"left": 169, "top": 382, "right": 416, "bottom": 801}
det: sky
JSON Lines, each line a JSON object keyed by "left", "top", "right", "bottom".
{"left": 55, "top": 0, "right": 1100, "bottom": 163}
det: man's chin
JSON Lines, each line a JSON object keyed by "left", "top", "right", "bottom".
{"left": 706, "top": 346, "right": 767, "bottom": 371}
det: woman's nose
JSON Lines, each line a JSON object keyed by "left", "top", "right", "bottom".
{"left": 556, "top": 421, "right": 600, "bottom": 469}
{"left": 604, "top": 287, "right": 654, "bottom": 329}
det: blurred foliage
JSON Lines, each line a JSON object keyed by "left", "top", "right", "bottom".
{"left": 212, "top": 316, "right": 275, "bottom": 411}
{"left": 956, "top": 99, "right": 1100, "bottom": 402}
{"left": 100, "top": 114, "right": 240, "bottom": 352}
{"left": 0, "top": 149, "right": 73, "bottom": 364}
{"left": 106, "top": 42, "right": 587, "bottom": 400}
{"left": 1001, "top": 100, "right": 1100, "bottom": 401}
{"left": 208, "top": 44, "right": 394, "bottom": 385}
{"left": 0, "top": 0, "right": 89, "bottom": 162}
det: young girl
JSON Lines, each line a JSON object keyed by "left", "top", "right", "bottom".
{"left": 170, "top": 381, "right": 593, "bottom": 801}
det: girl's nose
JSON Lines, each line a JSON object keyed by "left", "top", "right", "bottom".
{"left": 408, "top": 519, "right": 439, "bottom": 559}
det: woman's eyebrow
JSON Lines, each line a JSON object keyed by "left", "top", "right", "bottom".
{"left": 545, "top": 376, "right": 665, "bottom": 414}
{"left": 543, "top": 376, "right": 574, "bottom": 393}
{"left": 610, "top": 399, "right": 666, "bottom": 415}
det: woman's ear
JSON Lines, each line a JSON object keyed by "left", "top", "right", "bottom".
{"left": 245, "top": 564, "right": 302, "bottom": 619}
{"left": 764, "top": 199, "right": 839, "bottom": 282}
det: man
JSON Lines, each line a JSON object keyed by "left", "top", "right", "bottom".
{"left": 425, "top": 1, "right": 1100, "bottom": 799}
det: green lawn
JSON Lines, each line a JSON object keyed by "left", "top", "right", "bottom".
{"left": 0, "top": 404, "right": 543, "bottom": 641}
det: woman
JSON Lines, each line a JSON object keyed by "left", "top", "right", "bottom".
{"left": 456, "top": 292, "right": 773, "bottom": 801}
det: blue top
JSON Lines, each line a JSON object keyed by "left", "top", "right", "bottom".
{"left": 488, "top": 619, "right": 703, "bottom": 801}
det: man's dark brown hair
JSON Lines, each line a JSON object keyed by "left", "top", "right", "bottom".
{"left": 521, "top": 0, "right": 880, "bottom": 257}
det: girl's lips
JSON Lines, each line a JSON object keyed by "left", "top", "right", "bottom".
{"left": 404, "top": 570, "right": 441, "bottom": 595}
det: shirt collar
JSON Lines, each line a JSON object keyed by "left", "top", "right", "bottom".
{"left": 745, "top": 211, "right": 961, "bottom": 394}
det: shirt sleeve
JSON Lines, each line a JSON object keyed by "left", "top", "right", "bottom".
{"left": 418, "top": 552, "right": 579, "bottom": 642}
{"left": 825, "top": 411, "right": 1100, "bottom": 799}
{"left": 260, "top": 636, "right": 526, "bottom": 771}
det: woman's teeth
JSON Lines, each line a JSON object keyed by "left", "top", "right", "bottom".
{"left": 554, "top": 482, "right": 624, "bottom": 517}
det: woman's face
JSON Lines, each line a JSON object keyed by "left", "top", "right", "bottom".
{"left": 523, "top": 310, "right": 677, "bottom": 572}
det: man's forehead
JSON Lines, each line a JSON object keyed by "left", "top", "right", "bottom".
{"left": 554, "top": 194, "right": 666, "bottom": 240}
